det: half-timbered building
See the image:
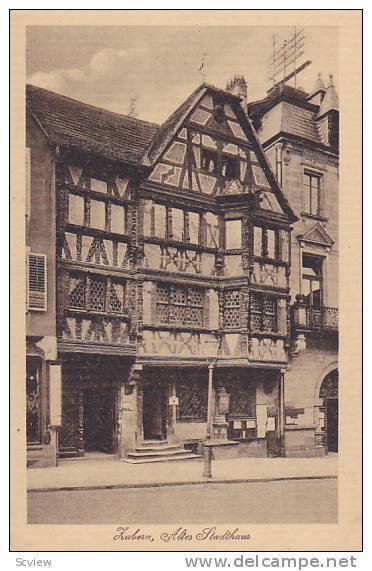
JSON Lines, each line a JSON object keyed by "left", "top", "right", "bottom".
{"left": 26, "top": 78, "right": 297, "bottom": 465}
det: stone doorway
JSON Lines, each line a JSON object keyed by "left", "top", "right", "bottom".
{"left": 142, "top": 377, "right": 167, "bottom": 440}
{"left": 319, "top": 369, "right": 338, "bottom": 453}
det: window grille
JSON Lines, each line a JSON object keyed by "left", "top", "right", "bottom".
{"left": 156, "top": 284, "right": 204, "bottom": 327}
{"left": 109, "top": 282, "right": 125, "bottom": 313}
{"left": 27, "top": 253, "right": 47, "bottom": 311}
{"left": 90, "top": 278, "right": 106, "bottom": 311}
{"left": 156, "top": 285, "right": 170, "bottom": 324}
{"left": 68, "top": 277, "right": 85, "bottom": 309}
{"left": 176, "top": 379, "right": 208, "bottom": 421}
{"left": 67, "top": 274, "right": 126, "bottom": 316}
{"left": 224, "top": 290, "right": 240, "bottom": 329}
{"left": 249, "top": 293, "right": 277, "bottom": 333}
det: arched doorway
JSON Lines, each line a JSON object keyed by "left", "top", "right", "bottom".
{"left": 319, "top": 370, "right": 338, "bottom": 453}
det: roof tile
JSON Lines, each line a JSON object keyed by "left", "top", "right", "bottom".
{"left": 26, "top": 84, "right": 159, "bottom": 166}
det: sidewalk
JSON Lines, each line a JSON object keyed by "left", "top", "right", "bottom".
{"left": 28, "top": 453, "right": 338, "bottom": 492}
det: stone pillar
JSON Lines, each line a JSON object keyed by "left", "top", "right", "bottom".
{"left": 167, "top": 378, "right": 178, "bottom": 443}
{"left": 256, "top": 382, "right": 268, "bottom": 440}
{"left": 213, "top": 386, "right": 230, "bottom": 440}
{"left": 117, "top": 363, "right": 143, "bottom": 457}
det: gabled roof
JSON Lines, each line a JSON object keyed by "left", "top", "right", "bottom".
{"left": 26, "top": 84, "right": 159, "bottom": 167}
{"left": 144, "top": 82, "right": 296, "bottom": 221}
{"left": 144, "top": 83, "right": 242, "bottom": 165}
{"left": 298, "top": 222, "right": 335, "bottom": 248}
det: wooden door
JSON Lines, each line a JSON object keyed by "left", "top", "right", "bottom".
{"left": 326, "top": 398, "right": 338, "bottom": 453}
{"left": 84, "top": 386, "right": 116, "bottom": 453}
{"left": 143, "top": 380, "right": 166, "bottom": 440}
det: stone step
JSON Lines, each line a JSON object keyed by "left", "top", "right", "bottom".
{"left": 123, "top": 453, "right": 202, "bottom": 464}
{"left": 134, "top": 443, "right": 181, "bottom": 453}
{"left": 139, "top": 440, "right": 168, "bottom": 447}
{"left": 127, "top": 447, "right": 193, "bottom": 459}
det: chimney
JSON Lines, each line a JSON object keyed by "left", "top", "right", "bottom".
{"left": 226, "top": 75, "right": 248, "bottom": 113}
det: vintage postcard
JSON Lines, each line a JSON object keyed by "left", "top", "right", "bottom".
{"left": 10, "top": 9, "right": 362, "bottom": 552}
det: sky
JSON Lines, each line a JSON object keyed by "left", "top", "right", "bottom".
{"left": 26, "top": 26, "right": 338, "bottom": 125}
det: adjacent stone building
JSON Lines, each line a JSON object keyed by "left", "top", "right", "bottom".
{"left": 25, "top": 74, "right": 338, "bottom": 466}
{"left": 249, "top": 74, "right": 339, "bottom": 456}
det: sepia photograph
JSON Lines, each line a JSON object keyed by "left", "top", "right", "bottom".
{"left": 10, "top": 9, "right": 362, "bottom": 552}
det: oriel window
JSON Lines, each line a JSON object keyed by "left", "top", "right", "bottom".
{"left": 304, "top": 172, "right": 321, "bottom": 216}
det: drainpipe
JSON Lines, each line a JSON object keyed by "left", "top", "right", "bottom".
{"left": 279, "top": 368, "right": 286, "bottom": 456}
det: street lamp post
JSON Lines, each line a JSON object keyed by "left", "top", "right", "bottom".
{"left": 202, "top": 335, "right": 220, "bottom": 478}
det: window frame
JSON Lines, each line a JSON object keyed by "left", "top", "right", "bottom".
{"left": 155, "top": 283, "right": 206, "bottom": 328}
{"left": 303, "top": 170, "right": 322, "bottom": 216}
{"left": 249, "top": 293, "right": 278, "bottom": 334}
{"left": 223, "top": 289, "right": 241, "bottom": 330}
{"left": 67, "top": 273, "right": 126, "bottom": 316}
{"left": 67, "top": 190, "right": 128, "bottom": 236}
{"left": 225, "top": 219, "right": 242, "bottom": 251}
{"left": 301, "top": 253, "right": 324, "bottom": 310}
{"left": 252, "top": 224, "right": 279, "bottom": 261}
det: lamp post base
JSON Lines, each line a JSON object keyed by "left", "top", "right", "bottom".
{"left": 202, "top": 445, "right": 213, "bottom": 478}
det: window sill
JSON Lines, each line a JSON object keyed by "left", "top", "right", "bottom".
{"left": 65, "top": 308, "right": 130, "bottom": 319}
{"left": 144, "top": 323, "right": 210, "bottom": 334}
{"left": 143, "top": 236, "right": 217, "bottom": 253}
{"left": 300, "top": 212, "right": 329, "bottom": 223}
{"left": 249, "top": 331, "right": 287, "bottom": 339}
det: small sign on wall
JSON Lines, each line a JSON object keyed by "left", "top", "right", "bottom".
{"left": 168, "top": 396, "right": 179, "bottom": 406}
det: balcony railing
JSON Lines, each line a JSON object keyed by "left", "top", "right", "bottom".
{"left": 306, "top": 307, "right": 338, "bottom": 330}
{"left": 292, "top": 301, "right": 338, "bottom": 332}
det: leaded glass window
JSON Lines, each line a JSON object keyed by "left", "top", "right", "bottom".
{"left": 90, "top": 278, "right": 106, "bottom": 311}
{"left": 176, "top": 378, "right": 208, "bottom": 422}
{"left": 68, "top": 276, "right": 85, "bottom": 309}
{"left": 249, "top": 293, "right": 277, "bottom": 333}
{"left": 67, "top": 274, "right": 125, "bottom": 314}
{"left": 224, "top": 289, "right": 241, "bottom": 329}
{"left": 109, "top": 282, "right": 125, "bottom": 314}
{"left": 156, "top": 284, "right": 204, "bottom": 327}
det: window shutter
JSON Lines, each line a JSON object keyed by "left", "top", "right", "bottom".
{"left": 27, "top": 253, "right": 47, "bottom": 311}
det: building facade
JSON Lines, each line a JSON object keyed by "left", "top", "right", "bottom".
{"left": 25, "top": 74, "right": 337, "bottom": 466}
{"left": 249, "top": 75, "right": 339, "bottom": 456}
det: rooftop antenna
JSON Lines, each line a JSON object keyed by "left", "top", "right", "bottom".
{"left": 267, "top": 27, "right": 312, "bottom": 92}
